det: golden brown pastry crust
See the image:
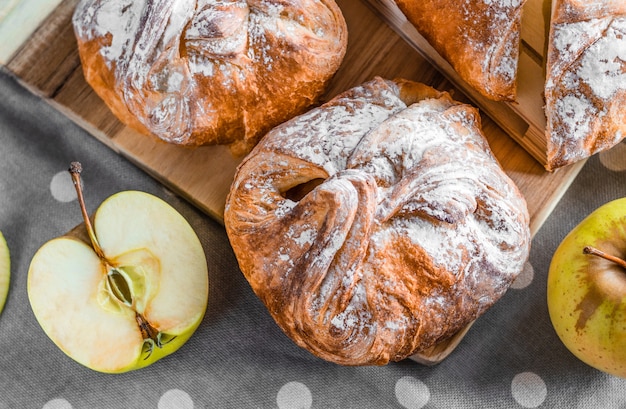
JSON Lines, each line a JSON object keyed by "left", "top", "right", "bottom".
{"left": 393, "top": 0, "right": 526, "bottom": 101}
{"left": 224, "top": 77, "right": 531, "bottom": 365}
{"left": 72, "top": 0, "right": 347, "bottom": 155}
{"left": 544, "top": 0, "right": 626, "bottom": 171}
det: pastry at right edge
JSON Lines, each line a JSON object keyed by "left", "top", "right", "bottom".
{"left": 544, "top": 0, "right": 626, "bottom": 171}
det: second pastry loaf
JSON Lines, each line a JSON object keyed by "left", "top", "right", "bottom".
{"left": 72, "top": 0, "right": 348, "bottom": 155}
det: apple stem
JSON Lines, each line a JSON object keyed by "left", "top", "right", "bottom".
{"left": 583, "top": 246, "right": 626, "bottom": 269}
{"left": 68, "top": 162, "right": 107, "bottom": 261}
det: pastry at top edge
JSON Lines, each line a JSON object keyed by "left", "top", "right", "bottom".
{"left": 72, "top": 0, "right": 348, "bottom": 156}
{"left": 393, "top": 0, "right": 526, "bottom": 102}
{"left": 224, "top": 77, "right": 531, "bottom": 365}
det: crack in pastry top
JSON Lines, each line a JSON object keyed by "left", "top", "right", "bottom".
{"left": 225, "top": 78, "right": 531, "bottom": 364}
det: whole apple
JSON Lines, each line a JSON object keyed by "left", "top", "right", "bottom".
{"left": 0, "top": 230, "right": 10, "bottom": 315}
{"left": 547, "top": 197, "right": 626, "bottom": 378}
{"left": 28, "top": 163, "right": 209, "bottom": 373}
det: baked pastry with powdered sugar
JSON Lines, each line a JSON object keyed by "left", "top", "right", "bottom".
{"left": 72, "top": 0, "right": 347, "bottom": 155}
{"left": 544, "top": 0, "right": 626, "bottom": 171}
{"left": 393, "top": 0, "right": 526, "bottom": 101}
{"left": 224, "top": 77, "right": 531, "bottom": 365}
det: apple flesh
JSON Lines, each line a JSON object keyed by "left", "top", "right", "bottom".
{"left": 547, "top": 197, "right": 626, "bottom": 378}
{"left": 28, "top": 167, "right": 208, "bottom": 373}
{"left": 0, "top": 231, "right": 10, "bottom": 315}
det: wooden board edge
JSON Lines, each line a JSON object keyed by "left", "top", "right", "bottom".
{"left": 527, "top": 160, "right": 586, "bottom": 235}
{"left": 409, "top": 322, "right": 475, "bottom": 366}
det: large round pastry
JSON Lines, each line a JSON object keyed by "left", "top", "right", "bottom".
{"left": 72, "top": 0, "right": 348, "bottom": 155}
{"left": 224, "top": 77, "right": 531, "bottom": 365}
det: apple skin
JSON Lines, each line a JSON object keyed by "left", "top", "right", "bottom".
{"left": 27, "top": 191, "right": 208, "bottom": 373}
{"left": 0, "top": 231, "right": 10, "bottom": 315}
{"left": 547, "top": 197, "right": 626, "bottom": 378}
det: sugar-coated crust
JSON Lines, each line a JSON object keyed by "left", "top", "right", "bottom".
{"left": 393, "top": 0, "right": 526, "bottom": 102}
{"left": 544, "top": 0, "right": 626, "bottom": 171}
{"left": 224, "top": 77, "right": 531, "bottom": 365}
{"left": 72, "top": 0, "right": 347, "bottom": 155}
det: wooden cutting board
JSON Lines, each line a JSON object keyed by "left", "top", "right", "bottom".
{"left": 0, "top": 0, "right": 585, "bottom": 364}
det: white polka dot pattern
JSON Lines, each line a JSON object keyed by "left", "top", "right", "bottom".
{"left": 42, "top": 398, "right": 73, "bottom": 409}
{"left": 49, "top": 170, "right": 76, "bottom": 203}
{"left": 157, "top": 389, "right": 194, "bottom": 409}
{"left": 395, "top": 376, "right": 430, "bottom": 409}
{"left": 277, "top": 382, "right": 312, "bottom": 409}
{"left": 511, "top": 372, "right": 547, "bottom": 408}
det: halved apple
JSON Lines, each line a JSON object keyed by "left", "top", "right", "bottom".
{"left": 0, "top": 231, "right": 10, "bottom": 315}
{"left": 28, "top": 163, "right": 209, "bottom": 373}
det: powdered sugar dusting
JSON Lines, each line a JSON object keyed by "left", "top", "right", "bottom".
{"left": 454, "top": 0, "right": 524, "bottom": 96}
{"left": 554, "top": 93, "right": 594, "bottom": 149}
{"left": 74, "top": 1, "right": 145, "bottom": 65}
{"left": 578, "top": 19, "right": 626, "bottom": 99}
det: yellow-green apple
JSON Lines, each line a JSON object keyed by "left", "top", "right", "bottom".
{"left": 28, "top": 162, "right": 209, "bottom": 373}
{"left": 547, "top": 197, "right": 626, "bottom": 378}
{"left": 0, "top": 231, "right": 10, "bottom": 314}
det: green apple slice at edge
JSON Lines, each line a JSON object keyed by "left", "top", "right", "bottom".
{"left": 0, "top": 231, "right": 10, "bottom": 315}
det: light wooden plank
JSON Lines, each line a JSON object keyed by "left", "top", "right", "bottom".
{"left": 521, "top": 0, "right": 550, "bottom": 59}
{"left": 515, "top": 51, "right": 549, "bottom": 160}
{"left": 0, "top": 0, "right": 64, "bottom": 64}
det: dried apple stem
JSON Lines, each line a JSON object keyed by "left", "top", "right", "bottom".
{"left": 68, "top": 162, "right": 106, "bottom": 261}
{"left": 69, "top": 162, "right": 136, "bottom": 308}
{"left": 583, "top": 246, "right": 626, "bottom": 269}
